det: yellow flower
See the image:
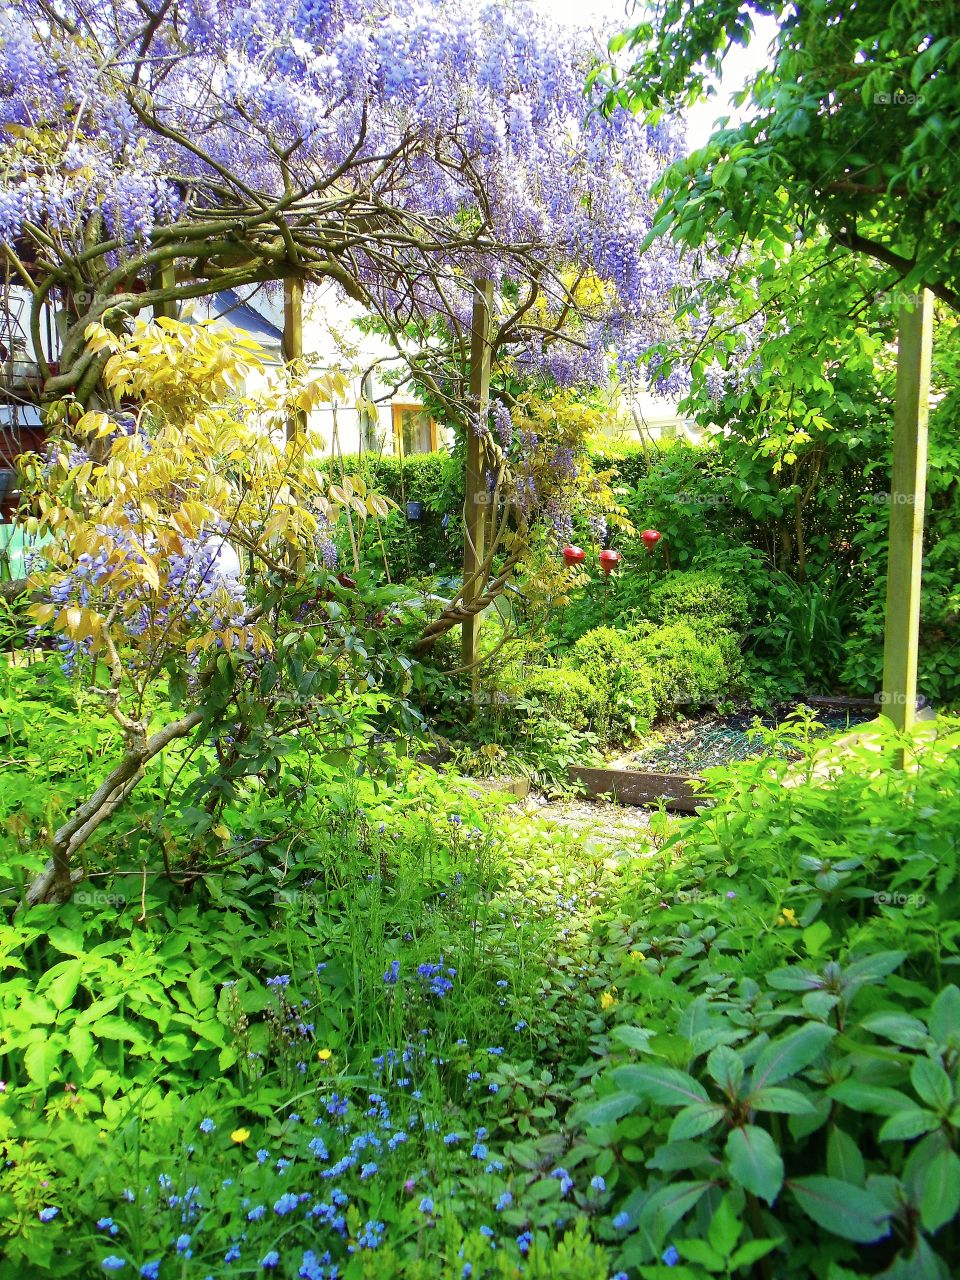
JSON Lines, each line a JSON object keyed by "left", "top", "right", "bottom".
{"left": 317, "top": 1049, "right": 332, "bottom": 1062}
{"left": 777, "top": 908, "right": 799, "bottom": 927}
{"left": 629, "top": 950, "right": 645, "bottom": 962}
{"left": 230, "top": 1127, "right": 251, "bottom": 1144}
{"left": 600, "top": 989, "right": 617, "bottom": 1011}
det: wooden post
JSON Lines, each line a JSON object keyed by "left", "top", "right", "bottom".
{"left": 283, "top": 276, "right": 306, "bottom": 439}
{"left": 462, "top": 279, "right": 494, "bottom": 687}
{"left": 151, "top": 263, "right": 178, "bottom": 321}
{"left": 880, "top": 289, "right": 933, "bottom": 736}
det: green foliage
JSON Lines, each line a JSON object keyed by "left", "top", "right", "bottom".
{"left": 566, "top": 625, "right": 658, "bottom": 736}
{"left": 572, "top": 714, "right": 960, "bottom": 1277}
{"left": 645, "top": 570, "right": 751, "bottom": 635}
{"left": 521, "top": 667, "right": 606, "bottom": 732}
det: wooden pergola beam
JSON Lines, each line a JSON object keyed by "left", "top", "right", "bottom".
{"left": 880, "top": 290, "right": 934, "bottom": 735}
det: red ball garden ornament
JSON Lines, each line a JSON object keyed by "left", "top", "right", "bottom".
{"left": 599, "top": 549, "right": 622, "bottom": 575}
{"left": 562, "top": 544, "right": 586, "bottom": 566}
{"left": 641, "top": 528, "right": 663, "bottom": 553}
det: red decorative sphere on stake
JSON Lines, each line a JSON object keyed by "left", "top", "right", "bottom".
{"left": 562, "top": 544, "right": 586, "bottom": 567}
{"left": 641, "top": 528, "right": 663, "bottom": 553}
{"left": 598, "top": 549, "right": 622, "bottom": 575}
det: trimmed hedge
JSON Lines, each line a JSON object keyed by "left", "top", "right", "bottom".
{"left": 521, "top": 667, "right": 606, "bottom": 732}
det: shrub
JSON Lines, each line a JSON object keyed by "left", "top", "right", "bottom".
{"left": 632, "top": 618, "right": 739, "bottom": 710}
{"left": 565, "top": 619, "right": 739, "bottom": 737}
{"left": 645, "top": 568, "right": 752, "bottom": 634}
{"left": 565, "top": 626, "right": 658, "bottom": 736}
{"left": 522, "top": 667, "right": 606, "bottom": 732}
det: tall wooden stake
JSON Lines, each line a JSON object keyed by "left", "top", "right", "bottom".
{"left": 151, "top": 263, "right": 178, "bottom": 321}
{"left": 880, "top": 289, "right": 933, "bottom": 737}
{"left": 462, "top": 279, "right": 494, "bottom": 691}
{"left": 283, "top": 276, "right": 306, "bottom": 439}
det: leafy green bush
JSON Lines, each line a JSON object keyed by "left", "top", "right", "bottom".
{"left": 522, "top": 667, "right": 606, "bottom": 732}
{"left": 645, "top": 568, "right": 751, "bottom": 635}
{"left": 565, "top": 626, "right": 658, "bottom": 736}
{"left": 633, "top": 618, "right": 739, "bottom": 710}
{"left": 570, "top": 714, "right": 960, "bottom": 1278}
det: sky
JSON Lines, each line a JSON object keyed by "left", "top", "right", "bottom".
{"left": 548, "top": 0, "right": 779, "bottom": 153}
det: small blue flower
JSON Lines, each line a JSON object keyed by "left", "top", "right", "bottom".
{"left": 443, "top": 1132, "right": 460, "bottom": 1145}
{"left": 175, "top": 1235, "right": 191, "bottom": 1256}
{"left": 612, "top": 1211, "right": 630, "bottom": 1230}
{"left": 97, "top": 1217, "right": 119, "bottom": 1236}
{"left": 479, "top": 1225, "right": 494, "bottom": 1238}
{"left": 495, "top": 1191, "right": 512, "bottom": 1211}
{"left": 256, "top": 1148, "right": 269, "bottom": 1164}
{"left": 514, "top": 1020, "right": 527, "bottom": 1030}
{"left": 38, "top": 1207, "right": 59, "bottom": 1222}
{"left": 590, "top": 1175, "right": 606, "bottom": 1192}
{"left": 383, "top": 961, "right": 400, "bottom": 985}
{"left": 662, "top": 1245, "right": 680, "bottom": 1266}
{"left": 360, "top": 1162, "right": 378, "bottom": 1179}
{"left": 266, "top": 975, "right": 290, "bottom": 988}
{"left": 261, "top": 1252, "right": 280, "bottom": 1269}
{"left": 224, "top": 1245, "right": 241, "bottom": 1262}
{"left": 418, "top": 1197, "right": 434, "bottom": 1214}
{"left": 139, "top": 1266, "right": 160, "bottom": 1280}
{"left": 517, "top": 1231, "right": 532, "bottom": 1255}
{"left": 100, "top": 1260, "right": 126, "bottom": 1273}
{"left": 462, "top": 1266, "right": 473, "bottom": 1280}
{"left": 274, "top": 1193, "right": 299, "bottom": 1216}
{"left": 247, "top": 1206, "right": 266, "bottom": 1222}
{"left": 471, "top": 1143, "right": 488, "bottom": 1160}
{"left": 199, "top": 1118, "right": 216, "bottom": 1134}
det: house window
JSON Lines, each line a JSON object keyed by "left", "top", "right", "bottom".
{"left": 392, "top": 404, "right": 437, "bottom": 455}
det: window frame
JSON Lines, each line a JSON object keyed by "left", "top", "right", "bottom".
{"left": 391, "top": 402, "right": 438, "bottom": 456}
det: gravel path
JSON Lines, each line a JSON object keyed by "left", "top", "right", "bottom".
{"left": 520, "top": 792, "right": 654, "bottom": 858}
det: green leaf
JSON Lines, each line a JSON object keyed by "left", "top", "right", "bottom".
{"left": 728, "top": 1237, "right": 785, "bottom": 1269}
{"left": 910, "top": 1138, "right": 960, "bottom": 1232}
{"left": 574, "top": 1091, "right": 642, "bottom": 1128}
{"left": 638, "top": 1180, "right": 713, "bottom": 1246}
{"left": 40, "top": 958, "right": 84, "bottom": 1012}
{"left": 789, "top": 1176, "right": 892, "bottom": 1242}
{"left": 676, "top": 1238, "right": 725, "bottom": 1269}
{"left": 612, "top": 1025, "right": 656, "bottom": 1053}
{"left": 827, "top": 1080, "right": 913, "bottom": 1115}
{"left": 669, "top": 1102, "right": 728, "bottom": 1140}
{"left": 67, "top": 1024, "right": 95, "bottom": 1074}
{"left": 707, "top": 1194, "right": 741, "bottom": 1258}
{"left": 802, "top": 920, "right": 831, "bottom": 957}
{"left": 827, "top": 1127, "right": 865, "bottom": 1186}
{"left": 878, "top": 1109, "right": 941, "bottom": 1142}
{"left": 611, "top": 1063, "right": 710, "bottom": 1108}
{"left": 751, "top": 1023, "right": 835, "bottom": 1089}
{"left": 23, "top": 1039, "right": 60, "bottom": 1089}
{"left": 750, "top": 1086, "right": 816, "bottom": 1115}
{"left": 45, "top": 928, "right": 86, "bottom": 958}
{"left": 929, "top": 986, "right": 960, "bottom": 1045}
{"left": 843, "top": 951, "right": 907, "bottom": 988}
{"left": 911, "top": 1058, "right": 953, "bottom": 1112}
{"left": 707, "top": 1045, "right": 744, "bottom": 1095}
{"left": 725, "top": 1125, "right": 784, "bottom": 1205}
{"left": 860, "top": 1011, "right": 929, "bottom": 1049}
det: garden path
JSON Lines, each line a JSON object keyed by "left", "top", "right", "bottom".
{"left": 521, "top": 793, "right": 653, "bottom": 858}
